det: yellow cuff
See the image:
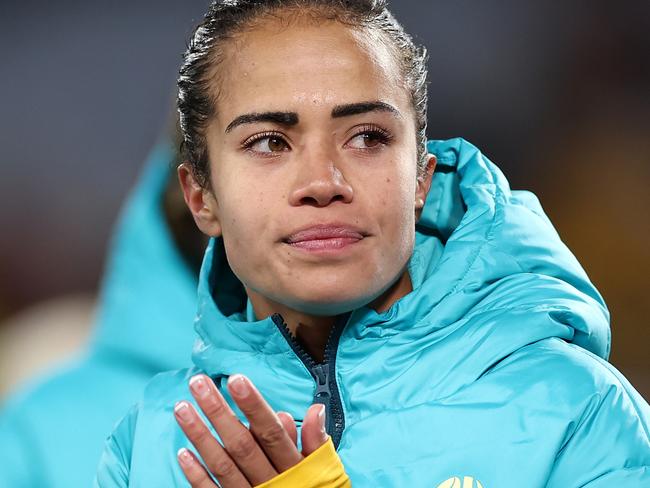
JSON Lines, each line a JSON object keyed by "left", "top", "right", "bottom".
{"left": 255, "top": 438, "right": 351, "bottom": 488}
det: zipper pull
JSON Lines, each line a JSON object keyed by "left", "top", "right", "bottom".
{"left": 313, "top": 363, "right": 331, "bottom": 402}
{"left": 312, "top": 363, "right": 333, "bottom": 436}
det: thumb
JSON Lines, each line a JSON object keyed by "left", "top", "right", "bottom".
{"left": 301, "top": 403, "right": 328, "bottom": 456}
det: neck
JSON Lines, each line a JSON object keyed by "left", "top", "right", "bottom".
{"left": 246, "top": 270, "right": 413, "bottom": 362}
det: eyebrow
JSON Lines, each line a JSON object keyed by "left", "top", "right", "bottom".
{"left": 225, "top": 112, "right": 299, "bottom": 133}
{"left": 224, "top": 100, "right": 401, "bottom": 133}
{"left": 331, "top": 100, "right": 402, "bottom": 119}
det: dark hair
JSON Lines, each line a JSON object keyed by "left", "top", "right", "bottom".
{"left": 178, "top": 0, "right": 428, "bottom": 188}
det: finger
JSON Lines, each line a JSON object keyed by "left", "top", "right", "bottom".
{"left": 227, "top": 374, "right": 303, "bottom": 472}
{"left": 174, "top": 401, "right": 251, "bottom": 488}
{"left": 301, "top": 404, "right": 329, "bottom": 456}
{"left": 177, "top": 448, "right": 219, "bottom": 488}
{"left": 188, "top": 374, "right": 277, "bottom": 486}
{"left": 277, "top": 411, "right": 298, "bottom": 447}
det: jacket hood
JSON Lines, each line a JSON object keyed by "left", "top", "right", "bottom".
{"left": 191, "top": 138, "right": 610, "bottom": 412}
{"left": 90, "top": 142, "right": 198, "bottom": 372}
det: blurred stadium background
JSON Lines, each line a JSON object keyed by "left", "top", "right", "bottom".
{"left": 0, "top": 0, "right": 648, "bottom": 398}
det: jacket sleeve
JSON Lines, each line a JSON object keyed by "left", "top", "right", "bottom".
{"left": 93, "top": 404, "right": 139, "bottom": 488}
{"left": 256, "top": 437, "right": 351, "bottom": 488}
{"left": 546, "top": 366, "right": 650, "bottom": 487}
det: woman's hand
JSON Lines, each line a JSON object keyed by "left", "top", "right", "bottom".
{"left": 174, "top": 373, "right": 328, "bottom": 487}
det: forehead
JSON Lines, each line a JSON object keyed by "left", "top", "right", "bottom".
{"left": 213, "top": 18, "right": 409, "bottom": 122}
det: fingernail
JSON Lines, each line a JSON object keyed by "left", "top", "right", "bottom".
{"left": 174, "top": 401, "right": 192, "bottom": 422}
{"left": 189, "top": 375, "right": 210, "bottom": 399}
{"left": 318, "top": 404, "right": 327, "bottom": 435}
{"left": 177, "top": 448, "right": 193, "bottom": 466}
{"left": 228, "top": 374, "right": 250, "bottom": 399}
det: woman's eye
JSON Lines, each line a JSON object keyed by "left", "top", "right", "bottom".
{"left": 247, "top": 135, "right": 289, "bottom": 153}
{"left": 347, "top": 131, "right": 390, "bottom": 150}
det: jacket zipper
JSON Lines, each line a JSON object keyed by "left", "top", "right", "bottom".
{"left": 271, "top": 312, "right": 349, "bottom": 448}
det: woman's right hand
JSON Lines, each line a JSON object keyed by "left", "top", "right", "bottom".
{"left": 174, "top": 373, "right": 329, "bottom": 487}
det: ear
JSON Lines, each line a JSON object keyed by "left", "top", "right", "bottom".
{"left": 414, "top": 154, "right": 437, "bottom": 221}
{"left": 177, "top": 163, "right": 222, "bottom": 237}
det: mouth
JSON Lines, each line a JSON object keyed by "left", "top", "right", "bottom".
{"left": 283, "top": 224, "right": 368, "bottom": 253}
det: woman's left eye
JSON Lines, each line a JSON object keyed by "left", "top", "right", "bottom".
{"left": 244, "top": 135, "right": 289, "bottom": 154}
{"left": 346, "top": 130, "right": 392, "bottom": 150}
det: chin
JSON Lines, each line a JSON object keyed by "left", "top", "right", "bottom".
{"left": 281, "top": 282, "right": 381, "bottom": 316}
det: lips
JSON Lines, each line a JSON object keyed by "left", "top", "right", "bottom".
{"left": 284, "top": 224, "right": 367, "bottom": 251}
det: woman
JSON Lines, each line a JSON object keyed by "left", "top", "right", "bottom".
{"left": 95, "top": 1, "right": 650, "bottom": 486}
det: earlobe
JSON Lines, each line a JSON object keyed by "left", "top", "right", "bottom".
{"left": 415, "top": 153, "right": 437, "bottom": 211}
{"left": 177, "top": 163, "right": 222, "bottom": 237}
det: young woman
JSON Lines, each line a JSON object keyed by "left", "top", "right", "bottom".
{"left": 95, "top": 1, "right": 650, "bottom": 486}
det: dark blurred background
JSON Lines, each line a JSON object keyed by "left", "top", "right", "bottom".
{"left": 0, "top": 0, "right": 648, "bottom": 397}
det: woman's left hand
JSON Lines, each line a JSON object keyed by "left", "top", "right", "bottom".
{"left": 174, "top": 373, "right": 328, "bottom": 487}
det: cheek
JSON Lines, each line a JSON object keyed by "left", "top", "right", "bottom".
{"left": 217, "top": 189, "right": 270, "bottom": 274}
{"left": 376, "top": 167, "right": 419, "bottom": 273}
{"left": 374, "top": 164, "right": 418, "bottom": 233}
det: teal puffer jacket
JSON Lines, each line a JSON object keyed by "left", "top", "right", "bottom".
{"left": 0, "top": 143, "right": 198, "bottom": 488}
{"left": 95, "top": 139, "right": 650, "bottom": 487}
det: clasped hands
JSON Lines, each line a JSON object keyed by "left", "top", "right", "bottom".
{"left": 174, "top": 373, "right": 328, "bottom": 487}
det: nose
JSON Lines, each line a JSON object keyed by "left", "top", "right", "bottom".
{"left": 288, "top": 147, "right": 353, "bottom": 207}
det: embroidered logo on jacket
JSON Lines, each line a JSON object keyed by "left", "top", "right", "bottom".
{"left": 436, "top": 476, "right": 484, "bottom": 488}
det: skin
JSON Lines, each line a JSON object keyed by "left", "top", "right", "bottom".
{"left": 176, "top": 15, "right": 436, "bottom": 487}
{"left": 175, "top": 374, "right": 327, "bottom": 487}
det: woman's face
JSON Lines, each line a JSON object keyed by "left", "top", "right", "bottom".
{"left": 193, "top": 19, "right": 432, "bottom": 316}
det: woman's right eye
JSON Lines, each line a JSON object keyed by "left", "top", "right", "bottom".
{"left": 244, "top": 135, "right": 289, "bottom": 154}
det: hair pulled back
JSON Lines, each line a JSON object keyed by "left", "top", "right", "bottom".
{"left": 178, "top": 0, "right": 428, "bottom": 188}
